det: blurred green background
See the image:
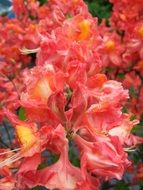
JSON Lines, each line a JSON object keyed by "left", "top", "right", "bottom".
{"left": 0, "top": 0, "right": 112, "bottom": 20}
{"left": 85, "top": 0, "right": 112, "bottom": 21}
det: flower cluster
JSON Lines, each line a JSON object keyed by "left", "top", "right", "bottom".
{"left": 99, "top": 0, "right": 143, "bottom": 119}
{"left": 0, "top": 0, "right": 143, "bottom": 189}
{"left": 0, "top": 0, "right": 41, "bottom": 122}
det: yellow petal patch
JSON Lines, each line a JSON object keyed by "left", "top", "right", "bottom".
{"left": 16, "top": 125, "right": 37, "bottom": 150}
{"left": 78, "top": 20, "right": 91, "bottom": 41}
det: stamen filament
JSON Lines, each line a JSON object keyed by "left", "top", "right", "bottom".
{"left": 0, "top": 148, "right": 21, "bottom": 156}
{"left": 20, "top": 48, "right": 40, "bottom": 55}
{"left": 0, "top": 152, "right": 22, "bottom": 167}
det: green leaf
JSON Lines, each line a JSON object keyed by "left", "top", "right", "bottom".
{"left": 30, "top": 187, "right": 40, "bottom": 190}
{"left": 114, "top": 181, "right": 129, "bottom": 190}
{"left": 38, "top": 161, "right": 48, "bottom": 170}
{"left": 130, "top": 114, "right": 136, "bottom": 121}
{"left": 139, "top": 180, "right": 143, "bottom": 187}
{"left": 26, "top": 186, "right": 47, "bottom": 190}
{"left": 117, "top": 73, "right": 125, "bottom": 79}
{"left": 50, "top": 154, "right": 59, "bottom": 164}
{"left": 122, "top": 106, "right": 128, "bottom": 113}
{"left": 68, "top": 141, "right": 80, "bottom": 167}
{"left": 85, "top": 0, "right": 112, "bottom": 23}
{"left": 18, "top": 107, "right": 26, "bottom": 121}
{"left": 129, "top": 151, "right": 141, "bottom": 164}
{"left": 129, "top": 86, "right": 137, "bottom": 98}
{"left": 38, "top": 0, "right": 48, "bottom": 5}
{"left": 131, "top": 124, "right": 143, "bottom": 136}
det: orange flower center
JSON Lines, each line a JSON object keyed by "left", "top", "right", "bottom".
{"left": 73, "top": 0, "right": 79, "bottom": 3}
{"left": 105, "top": 40, "right": 115, "bottom": 52}
{"left": 78, "top": 20, "right": 91, "bottom": 41}
{"left": 137, "top": 26, "right": 143, "bottom": 38}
